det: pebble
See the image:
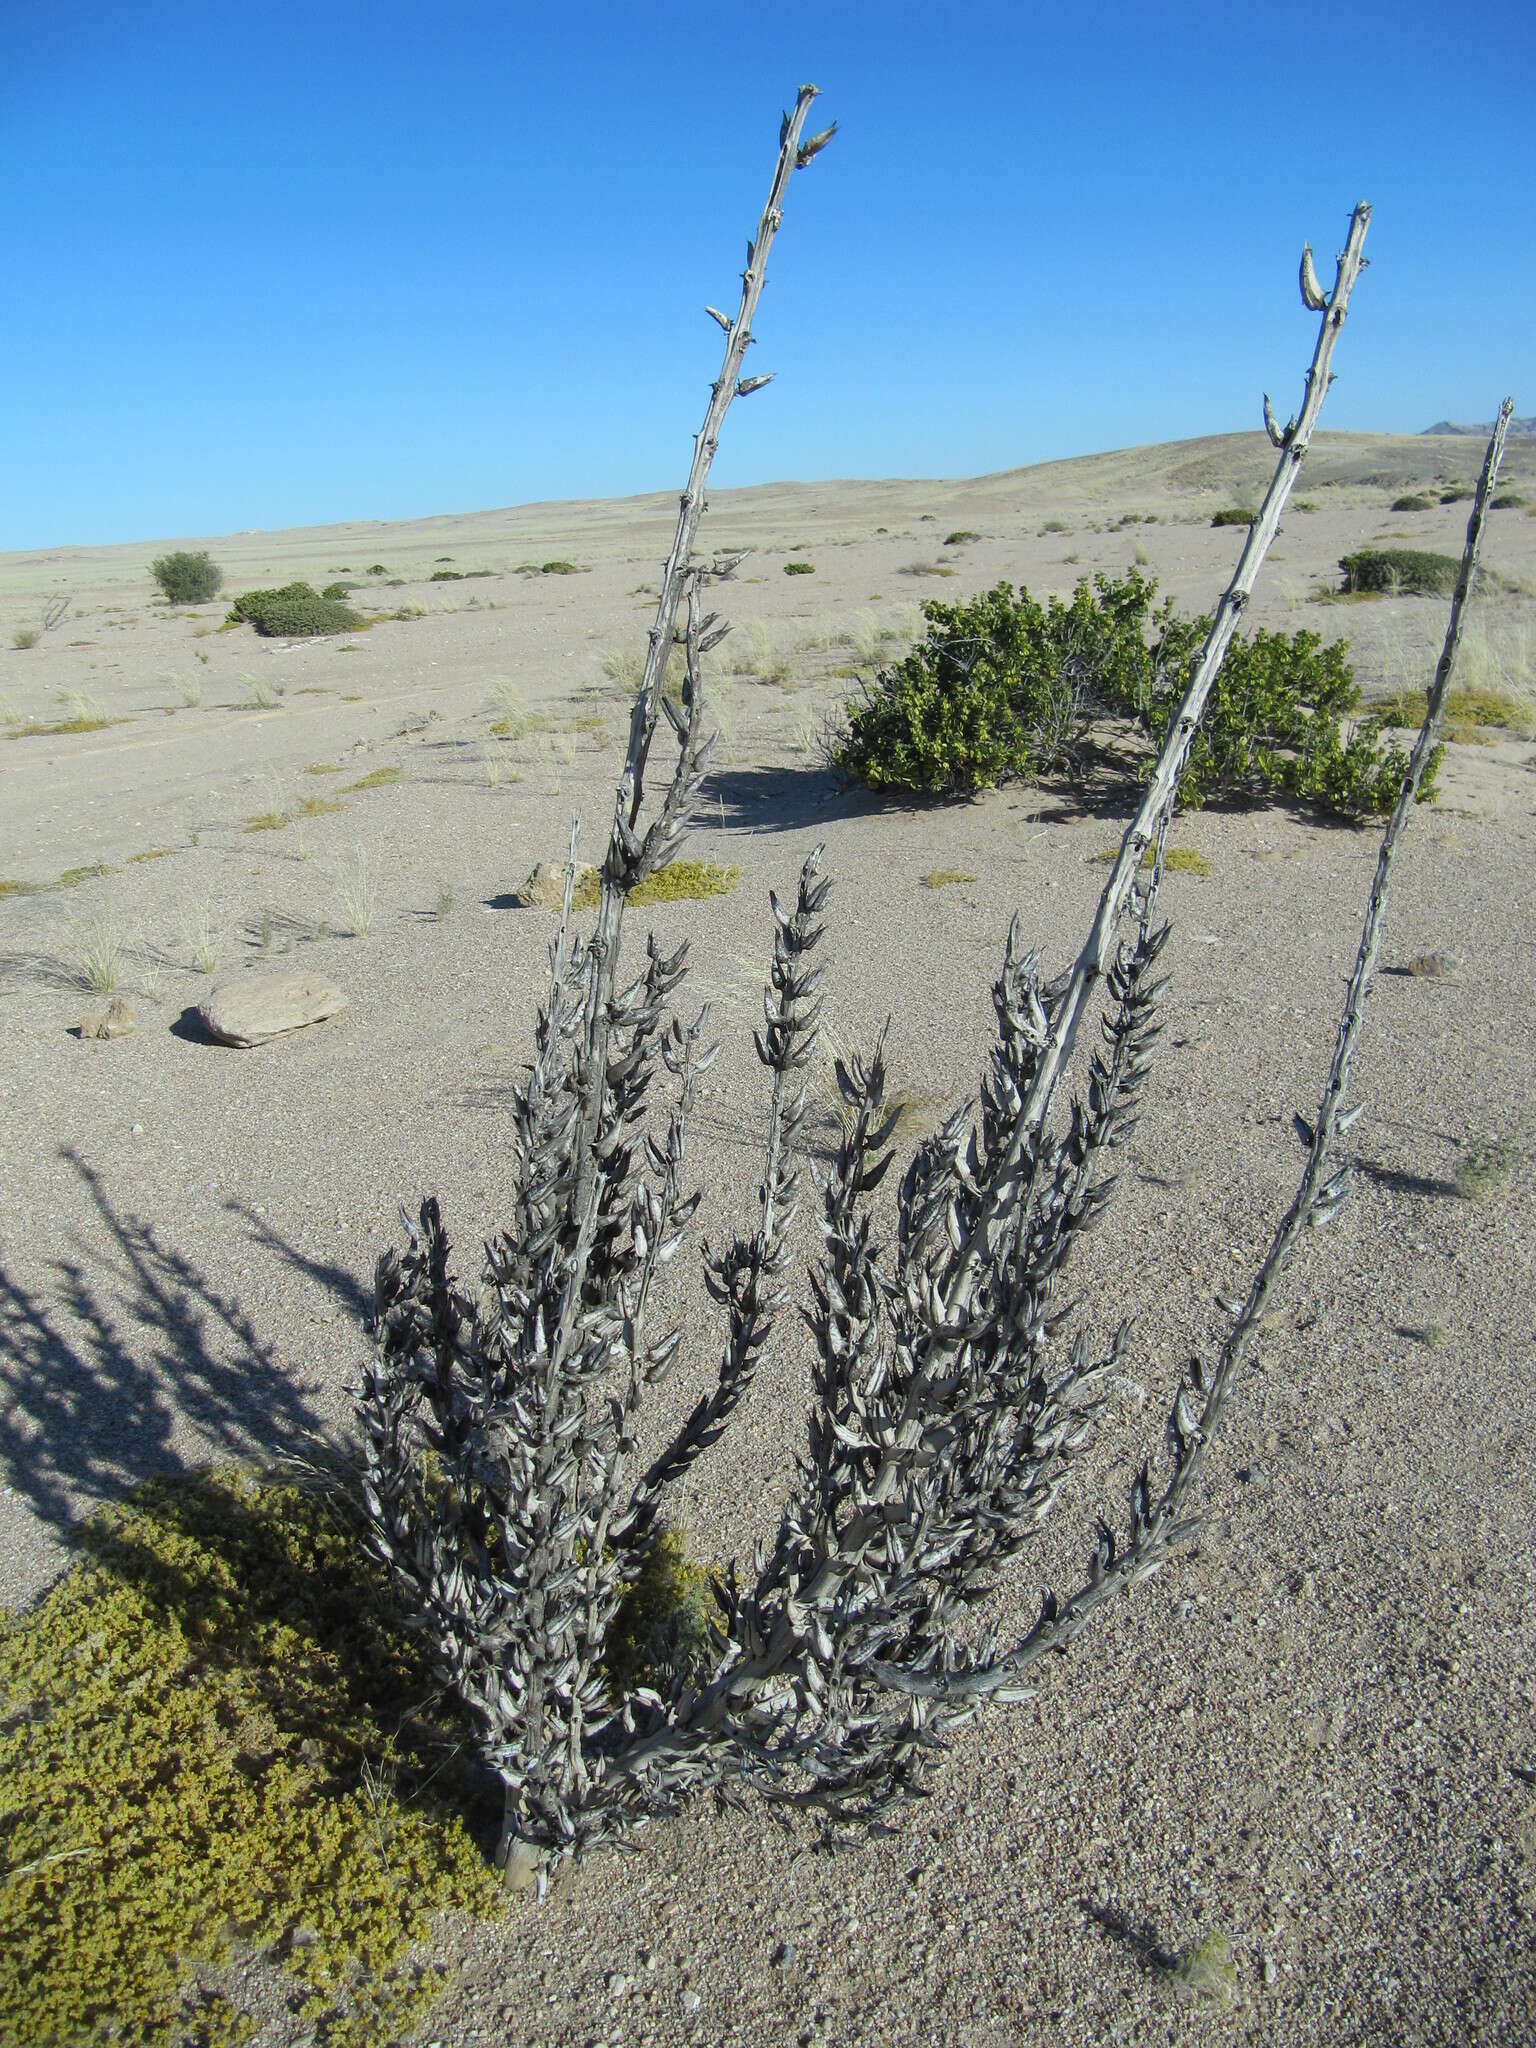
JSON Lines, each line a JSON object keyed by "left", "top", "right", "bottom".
{"left": 680, "top": 1988, "right": 701, "bottom": 2015}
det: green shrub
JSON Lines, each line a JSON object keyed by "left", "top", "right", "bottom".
{"left": 228, "top": 582, "right": 365, "bottom": 637}
{"left": 226, "top": 581, "right": 318, "bottom": 624}
{"left": 1145, "top": 624, "right": 1432, "bottom": 814}
{"left": 254, "top": 595, "right": 364, "bottom": 637}
{"left": 783, "top": 559, "right": 816, "bottom": 575}
{"left": 944, "top": 530, "right": 981, "bottom": 545}
{"left": 1439, "top": 487, "right": 1471, "bottom": 504}
{"left": 321, "top": 580, "right": 359, "bottom": 598}
{"left": 1493, "top": 490, "right": 1528, "bottom": 509}
{"left": 834, "top": 572, "right": 1165, "bottom": 796}
{"left": 1391, "top": 493, "right": 1433, "bottom": 512}
{"left": 834, "top": 569, "right": 1432, "bottom": 816}
{"left": 429, "top": 569, "right": 463, "bottom": 581}
{"left": 1210, "top": 508, "right": 1255, "bottom": 528}
{"left": 1339, "top": 548, "right": 1460, "bottom": 597}
{"left": 150, "top": 549, "right": 223, "bottom": 604}
{"left": 540, "top": 560, "right": 580, "bottom": 575}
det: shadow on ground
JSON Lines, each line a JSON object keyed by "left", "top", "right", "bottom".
{"left": 0, "top": 1149, "right": 333, "bottom": 1542}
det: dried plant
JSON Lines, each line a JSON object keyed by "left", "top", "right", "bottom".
{"left": 358, "top": 95, "right": 1512, "bottom": 1888}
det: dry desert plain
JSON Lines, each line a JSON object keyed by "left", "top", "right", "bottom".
{"left": 2, "top": 427, "right": 1535, "bottom": 2044}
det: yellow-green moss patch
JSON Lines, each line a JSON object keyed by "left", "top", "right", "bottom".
{"left": 1093, "top": 845, "right": 1211, "bottom": 878}
{"left": 920, "top": 868, "right": 976, "bottom": 890}
{"left": 295, "top": 796, "right": 347, "bottom": 820}
{"left": 55, "top": 863, "right": 118, "bottom": 889}
{"left": 243, "top": 810, "right": 288, "bottom": 833}
{"left": 0, "top": 1467, "right": 501, "bottom": 2048}
{"left": 126, "top": 847, "right": 177, "bottom": 865}
{"left": 5, "top": 714, "right": 125, "bottom": 740}
{"left": 628, "top": 860, "right": 739, "bottom": 906}
{"left": 341, "top": 766, "right": 402, "bottom": 793}
{"left": 1374, "top": 682, "right": 1535, "bottom": 745}
{"left": 304, "top": 762, "right": 345, "bottom": 775}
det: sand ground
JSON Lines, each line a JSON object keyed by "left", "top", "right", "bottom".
{"left": 1, "top": 428, "right": 1534, "bottom": 2043}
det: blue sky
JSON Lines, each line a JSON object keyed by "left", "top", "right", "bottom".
{"left": 1, "top": 1, "right": 1530, "bottom": 549}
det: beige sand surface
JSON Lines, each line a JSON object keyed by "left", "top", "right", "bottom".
{"left": 1, "top": 429, "right": 1534, "bottom": 2042}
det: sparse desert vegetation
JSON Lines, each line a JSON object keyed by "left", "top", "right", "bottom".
{"left": 0, "top": 82, "right": 1530, "bottom": 2048}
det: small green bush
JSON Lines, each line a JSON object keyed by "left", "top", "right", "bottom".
{"left": 11, "top": 627, "right": 39, "bottom": 650}
{"left": 227, "top": 581, "right": 317, "bottom": 624}
{"left": 429, "top": 569, "right": 463, "bottom": 581}
{"left": 228, "top": 582, "right": 365, "bottom": 637}
{"left": 1339, "top": 548, "right": 1460, "bottom": 597}
{"left": 1391, "top": 493, "right": 1433, "bottom": 512}
{"left": 783, "top": 559, "right": 816, "bottom": 575}
{"left": 540, "top": 560, "right": 580, "bottom": 575}
{"left": 321, "top": 580, "right": 359, "bottom": 598}
{"left": 1493, "top": 490, "right": 1528, "bottom": 509}
{"left": 1439, "top": 487, "right": 1471, "bottom": 504}
{"left": 944, "top": 530, "right": 981, "bottom": 545}
{"left": 834, "top": 569, "right": 1432, "bottom": 817}
{"left": 1210, "top": 508, "right": 1255, "bottom": 528}
{"left": 150, "top": 549, "right": 223, "bottom": 604}
{"left": 834, "top": 573, "right": 1163, "bottom": 796}
{"left": 1144, "top": 624, "right": 1431, "bottom": 814}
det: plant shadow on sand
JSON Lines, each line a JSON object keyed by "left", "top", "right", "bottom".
{"left": 226, "top": 1195, "right": 374, "bottom": 1323}
{"left": 0, "top": 1148, "right": 333, "bottom": 1547}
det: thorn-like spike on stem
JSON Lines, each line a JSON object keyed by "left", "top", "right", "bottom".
{"left": 1299, "top": 243, "right": 1328, "bottom": 311}
{"left": 704, "top": 305, "right": 732, "bottom": 333}
{"left": 1263, "top": 393, "right": 1286, "bottom": 448}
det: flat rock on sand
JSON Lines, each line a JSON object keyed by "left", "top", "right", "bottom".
{"left": 199, "top": 973, "right": 349, "bottom": 1047}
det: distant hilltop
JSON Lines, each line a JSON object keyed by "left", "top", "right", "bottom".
{"left": 1422, "top": 415, "right": 1536, "bottom": 437}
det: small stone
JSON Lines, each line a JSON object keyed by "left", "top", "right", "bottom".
{"left": 498, "top": 1835, "right": 544, "bottom": 1894}
{"left": 771, "top": 1941, "right": 795, "bottom": 1968}
{"left": 200, "top": 972, "right": 348, "bottom": 1047}
{"left": 512, "top": 860, "right": 602, "bottom": 910}
{"left": 78, "top": 996, "right": 136, "bottom": 1041}
{"left": 1263, "top": 1952, "right": 1279, "bottom": 1988}
{"left": 680, "top": 1988, "right": 701, "bottom": 2015}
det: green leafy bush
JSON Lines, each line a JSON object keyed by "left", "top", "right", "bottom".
{"left": 1439, "top": 487, "right": 1471, "bottom": 504}
{"left": 1339, "top": 548, "right": 1460, "bottom": 597}
{"left": 834, "top": 573, "right": 1166, "bottom": 796}
{"left": 834, "top": 570, "right": 1432, "bottom": 816}
{"left": 150, "top": 549, "right": 223, "bottom": 604}
{"left": 429, "top": 569, "right": 463, "bottom": 581}
{"left": 783, "top": 559, "right": 816, "bottom": 575}
{"left": 1210, "top": 507, "right": 1255, "bottom": 528}
{"left": 227, "top": 582, "right": 364, "bottom": 637}
{"left": 322, "top": 580, "right": 359, "bottom": 598}
{"left": 1145, "top": 624, "right": 1432, "bottom": 813}
{"left": 1391, "top": 493, "right": 1433, "bottom": 511}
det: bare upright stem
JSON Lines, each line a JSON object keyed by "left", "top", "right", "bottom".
{"left": 571, "top": 85, "right": 833, "bottom": 1225}
{"left": 945, "top": 203, "right": 1373, "bottom": 1323}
